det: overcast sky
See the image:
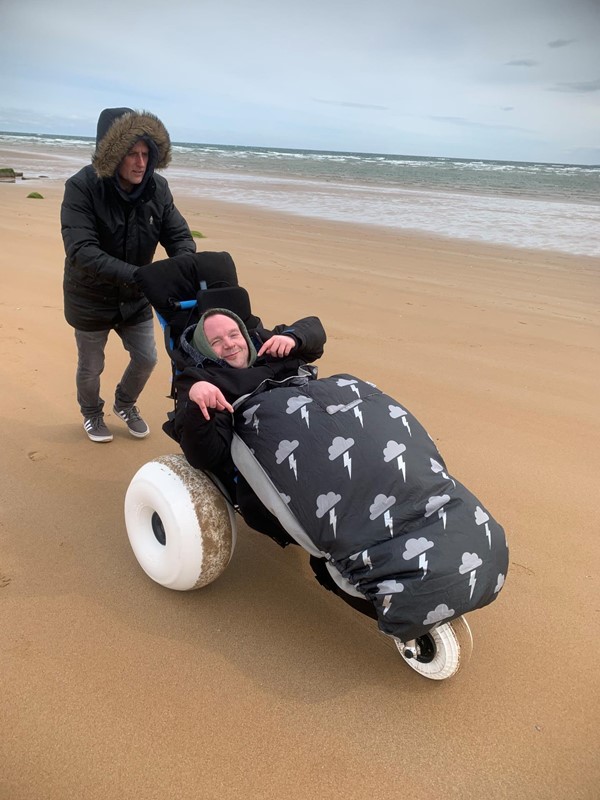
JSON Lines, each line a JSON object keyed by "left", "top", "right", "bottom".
{"left": 1, "top": 0, "right": 598, "bottom": 164}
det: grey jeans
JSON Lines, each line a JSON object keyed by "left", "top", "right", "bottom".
{"left": 74, "top": 319, "right": 158, "bottom": 418}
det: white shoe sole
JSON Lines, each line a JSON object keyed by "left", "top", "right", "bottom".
{"left": 83, "top": 422, "right": 113, "bottom": 443}
{"left": 127, "top": 427, "right": 150, "bottom": 439}
{"left": 113, "top": 407, "right": 150, "bottom": 438}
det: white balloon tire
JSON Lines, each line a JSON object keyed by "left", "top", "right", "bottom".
{"left": 124, "top": 454, "right": 237, "bottom": 591}
{"left": 395, "top": 616, "right": 474, "bottom": 681}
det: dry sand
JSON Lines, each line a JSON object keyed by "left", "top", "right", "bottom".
{"left": 1, "top": 158, "right": 599, "bottom": 799}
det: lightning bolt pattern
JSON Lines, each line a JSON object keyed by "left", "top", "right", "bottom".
{"left": 329, "top": 507, "right": 338, "bottom": 538}
{"left": 398, "top": 454, "right": 406, "bottom": 481}
{"left": 384, "top": 509, "right": 394, "bottom": 537}
{"left": 469, "top": 570, "right": 477, "bottom": 599}
{"left": 288, "top": 453, "right": 297, "bottom": 479}
{"left": 343, "top": 450, "right": 352, "bottom": 478}
{"left": 230, "top": 372, "right": 508, "bottom": 643}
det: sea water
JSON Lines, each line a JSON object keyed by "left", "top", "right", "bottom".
{"left": 1, "top": 132, "right": 598, "bottom": 257}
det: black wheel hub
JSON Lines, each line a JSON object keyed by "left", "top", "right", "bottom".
{"left": 414, "top": 633, "right": 436, "bottom": 663}
{"left": 151, "top": 511, "right": 166, "bottom": 546}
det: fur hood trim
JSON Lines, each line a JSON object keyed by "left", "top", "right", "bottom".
{"left": 92, "top": 110, "right": 171, "bottom": 178}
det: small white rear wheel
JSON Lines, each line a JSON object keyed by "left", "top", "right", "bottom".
{"left": 394, "top": 616, "right": 473, "bottom": 680}
{"left": 124, "top": 454, "right": 236, "bottom": 590}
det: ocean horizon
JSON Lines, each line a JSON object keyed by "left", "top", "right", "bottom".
{"left": 1, "top": 130, "right": 599, "bottom": 257}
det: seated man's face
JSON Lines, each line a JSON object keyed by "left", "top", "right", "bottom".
{"left": 203, "top": 314, "right": 249, "bottom": 368}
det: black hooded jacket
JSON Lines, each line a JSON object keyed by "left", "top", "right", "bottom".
{"left": 61, "top": 108, "right": 196, "bottom": 330}
{"left": 171, "top": 314, "right": 325, "bottom": 546}
{"left": 172, "top": 315, "right": 326, "bottom": 497}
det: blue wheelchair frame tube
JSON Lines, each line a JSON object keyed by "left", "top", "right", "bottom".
{"left": 156, "top": 299, "right": 197, "bottom": 356}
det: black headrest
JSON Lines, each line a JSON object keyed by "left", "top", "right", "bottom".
{"left": 136, "top": 251, "right": 239, "bottom": 322}
{"left": 196, "top": 285, "right": 260, "bottom": 329}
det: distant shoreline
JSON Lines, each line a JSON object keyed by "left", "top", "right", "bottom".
{"left": 1, "top": 130, "right": 598, "bottom": 169}
{"left": 1, "top": 138, "right": 598, "bottom": 258}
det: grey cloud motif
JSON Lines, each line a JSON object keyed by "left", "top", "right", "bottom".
{"left": 326, "top": 399, "right": 362, "bottom": 414}
{"left": 279, "top": 492, "right": 291, "bottom": 505}
{"left": 336, "top": 378, "right": 358, "bottom": 387}
{"left": 474, "top": 506, "right": 489, "bottom": 525}
{"left": 328, "top": 436, "right": 355, "bottom": 460}
{"left": 459, "top": 552, "right": 483, "bottom": 574}
{"left": 389, "top": 403, "right": 412, "bottom": 436}
{"left": 474, "top": 504, "right": 492, "bottom": 548}
{"left": 423, "top": 604, "right": 455, "bottom": 625}
{"left": 242, "top": 404, "right": 260, "bottom": 425}
{"left": 376, "top": 579, "right": 404, "bottom": 594}
{"left": 275, "top": 439, "right": 299, "bottom": 464}
{"left": 286, "top": 395, "right": 312, "bottom": 413}
{"left": 316, "top": 491, "right": 341, "bottom": 518}
{"left": 430, "top": 457, "right": 455, "bottom": 486}
{"left": 403, "top": 537, "right": 434, "bottom": 560}
{"left": 349, "top": 549, "right": 373, "bottom": 569}
{"left": 369, "top": 493, "right": 396, "bottom": 520}
{"left": 424, "top": 494, "right": 451, "bottom": 518}
{"left": 329, "top": 436, "right": 355, "bottom": 477}
{"left": 494, "top": 573, "right": 505, "bottom": 593}
{"left": 383, "top": 440, "right": 406, "bottom": 461}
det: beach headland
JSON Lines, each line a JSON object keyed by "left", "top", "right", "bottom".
{"left": 1, "top": 142, "right": 599, "bottom": 799}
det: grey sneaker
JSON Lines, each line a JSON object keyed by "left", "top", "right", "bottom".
{"left": 83, "top": 414, "right": 113, "bottom": 443}
{"left": 113, "top": 405, "right": 150, "bottom": 438}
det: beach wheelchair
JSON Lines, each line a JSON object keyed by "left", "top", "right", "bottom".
{"left": 124, "top": 252, "right": 506, "bottom": 680}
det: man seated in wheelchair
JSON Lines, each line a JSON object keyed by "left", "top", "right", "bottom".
{"left": 166, "top": 300, "right": 508, "bottom": 644}
{"left": 169, "top": 305, "right": 326, "bottom": 547}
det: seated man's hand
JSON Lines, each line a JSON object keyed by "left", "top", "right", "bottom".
{"left": 258, "top": 334, "right": 296, "bottom": 359}
{"left": 188, "top": 381, "right": 234, "bottom": 421}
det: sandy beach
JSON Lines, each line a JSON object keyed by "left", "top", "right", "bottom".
{"left": 1, "top": 151, "right": 599, "bottom": 799}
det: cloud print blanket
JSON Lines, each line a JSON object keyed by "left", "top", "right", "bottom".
{"left": 231, "top": 373, "right": 509, "bottom": 641}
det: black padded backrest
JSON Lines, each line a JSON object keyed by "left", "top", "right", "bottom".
{"left": 137, "top": 251, "right": 239, "bottom": 322}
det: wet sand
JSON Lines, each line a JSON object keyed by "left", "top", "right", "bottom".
{"left": 0, "top": 157, "right": 599, "bottom": 798}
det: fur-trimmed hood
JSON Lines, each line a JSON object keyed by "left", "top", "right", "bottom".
{"left": 92, "top": 108, "right": 172, "bottom": 179}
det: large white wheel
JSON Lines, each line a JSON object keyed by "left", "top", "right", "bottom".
{"left": 394, "top": 616, "right": 473, "bottom": 681}
{"left": 124, "top": 454, "right": 236, "bottom": 590}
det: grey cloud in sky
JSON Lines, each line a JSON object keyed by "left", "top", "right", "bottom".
{"left": 547, "top": 38, "right": 575, "bottom": 47}
{"left": 314, "top": 99, "right": 389, "bottom": 111}
{"left": 548, "top": 78, "right": 600, "bottom": 93}
{"left": 430, "top": 116, "right": 530, "bottom": 133}
{"left": 1, "top": 0, "right": 599, "bottom": 163}
{"left": 506, "top": 59, "right": 539, "bottom": 67}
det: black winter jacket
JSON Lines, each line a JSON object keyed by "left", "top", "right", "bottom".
{"left": 172, "top": 316, "right": 326, "bottom": 499}
{"left": 61, "top": 110, "right": 196, "bottom": 331}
